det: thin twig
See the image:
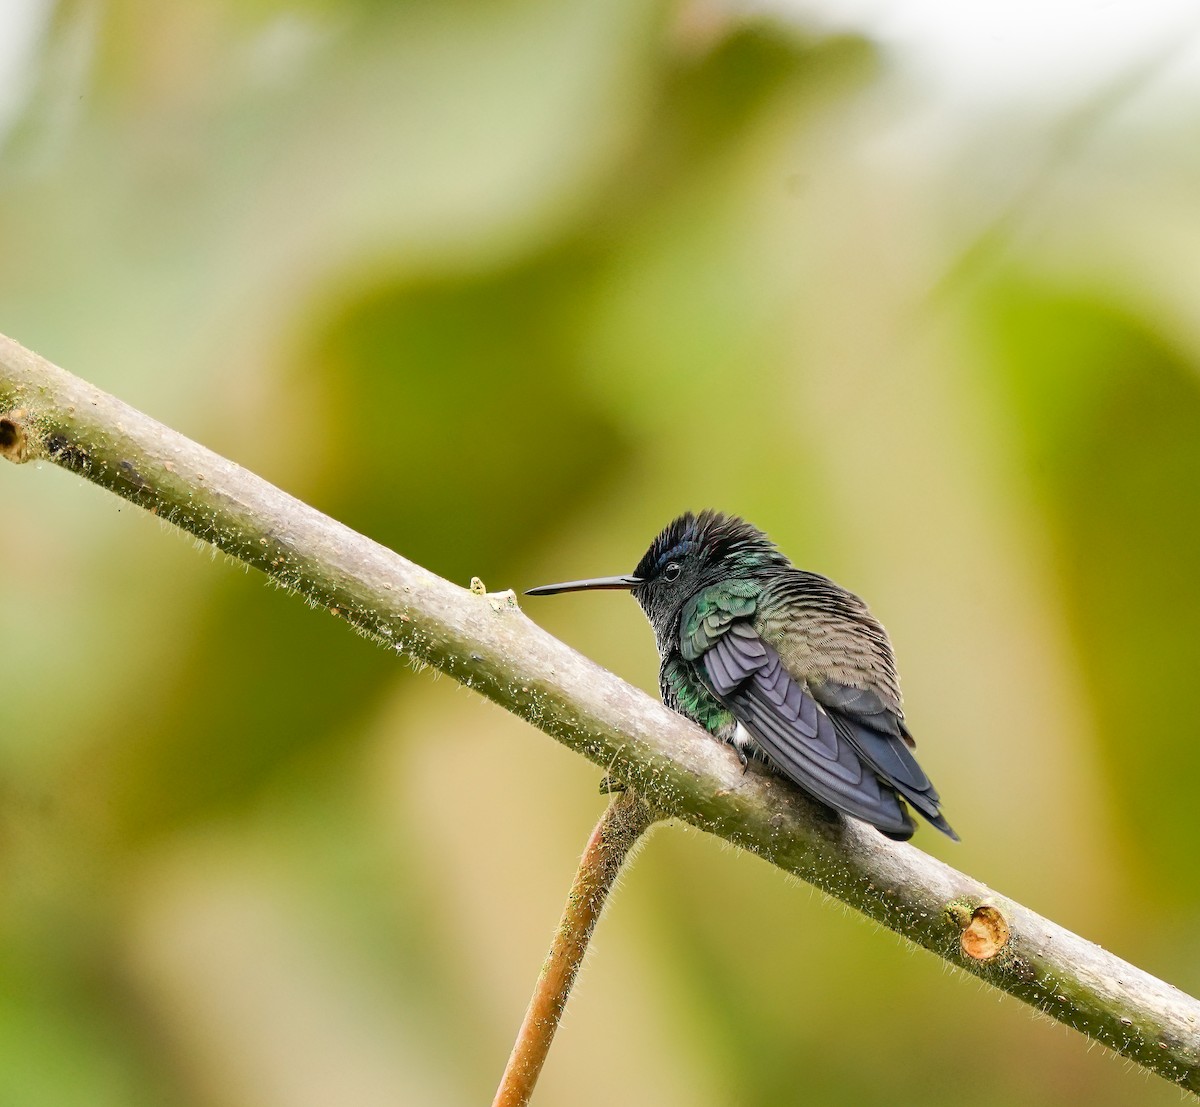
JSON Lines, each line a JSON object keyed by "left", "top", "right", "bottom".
{"left": 2, "top": 332, "right": 1199, "bottom": 1093}
{"left": 493, "top": 790, "right": 658, "bottom": 1107}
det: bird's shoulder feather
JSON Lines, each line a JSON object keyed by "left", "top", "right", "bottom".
{"left": 678, "top": 579, "right": 760, "bottom": 661}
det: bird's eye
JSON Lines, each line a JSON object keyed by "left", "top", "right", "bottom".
{"left": 662, "top": 562, "right": 682, "bottom": 582}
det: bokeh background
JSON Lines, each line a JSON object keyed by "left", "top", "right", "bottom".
{"left": 2, "top": 1, "right": 1200, "bottom": 1104}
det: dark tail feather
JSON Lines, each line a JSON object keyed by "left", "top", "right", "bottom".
{"left": 832, "top": 716, "right": 959, "bottom": 841}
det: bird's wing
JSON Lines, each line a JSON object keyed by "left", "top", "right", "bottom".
{"left": 811, "top": 680, "right": 957, "bottom": 840}
{"left": 681, "top": 588, "right": 919, "bottom": 839}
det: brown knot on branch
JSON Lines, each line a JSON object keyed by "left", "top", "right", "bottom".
{"left": 948, "top": 900, "right": 1011, "bottom": 961}
{"left": 0, "top": 410, "right": 34, "bottom": 464}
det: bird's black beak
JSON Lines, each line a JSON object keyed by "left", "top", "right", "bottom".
{"left": 525, "top": 574, "right": 643, "bottom": 596}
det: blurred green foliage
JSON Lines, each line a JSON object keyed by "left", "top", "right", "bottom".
{"left": 987, "top": 286, "right": 1200, "bottom": 901}
{"left": 2, "top": 2, "right": 1200, "bottom": 1105}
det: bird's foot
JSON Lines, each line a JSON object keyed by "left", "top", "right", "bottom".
{"left": 599, "top": 774, "right": 628, "bottom": 795}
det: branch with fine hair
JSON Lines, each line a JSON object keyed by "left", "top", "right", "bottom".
{"left": 1, "top": 331, "right": 1198, "bottom": 1094}
{"left": 493, "top": 789, "right": 658, "bottom": 1107}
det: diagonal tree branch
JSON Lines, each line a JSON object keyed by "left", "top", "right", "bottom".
{"left": 1, "top": 331, "right": 1198, "bottom": 1094}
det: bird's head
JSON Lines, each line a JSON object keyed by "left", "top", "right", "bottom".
{"left": 526, "top": 510, "right": 788, "bottom": 642}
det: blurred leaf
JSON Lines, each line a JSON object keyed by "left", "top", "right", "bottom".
{"left": 984, "top": 281, "right": 1200, "bottom": 903}
{"left": 309, "top": 254, "right": 628, "bottom": 586}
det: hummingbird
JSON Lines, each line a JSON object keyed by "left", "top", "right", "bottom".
{"left": 527, "top": 510, "right": 956, "bottom": 842}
